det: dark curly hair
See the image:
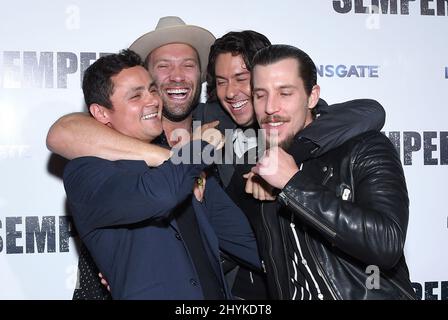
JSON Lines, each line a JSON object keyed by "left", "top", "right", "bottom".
{"left": 206, "top": 30, "right": 271, "bottom": 102}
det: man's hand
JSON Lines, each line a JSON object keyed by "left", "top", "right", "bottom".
{"left": 243, "top": 171, "right": 276, "bottom": 201}
{"left": 192, "top": 121, "right": 224, "bottom": 150}
{"left": 251, "top": 146, "right": 299, "bottom": 190}
{"left": 193, "top": 171, "right": 207, "bottom": 202}
{"left": 98, "top": 272, "right": 110, "bottom": 292}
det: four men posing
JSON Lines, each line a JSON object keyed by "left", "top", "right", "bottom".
{"left": 47, "top": 16, "right": 415, "bottom": 300}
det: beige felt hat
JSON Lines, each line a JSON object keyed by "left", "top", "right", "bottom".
{"left": 129, "top": 16, "right": 216, "bottom": 81}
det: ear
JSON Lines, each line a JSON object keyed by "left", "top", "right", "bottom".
{"left": 89, "top": 104, "right": 111, "bottom": 125}
{"left": 307, "top": 84, "right": 321, "bottom": 111}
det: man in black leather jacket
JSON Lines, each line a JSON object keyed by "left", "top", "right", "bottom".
{"left": 249, "top": 44, "right": 416, "bottom": 300}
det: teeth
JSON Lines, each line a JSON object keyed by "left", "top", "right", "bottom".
{"left": 166, "top": 88, "right": 188, "bottom": 94}
{"left": 268, "top": 122, "right": 284, "bottom": 127}
{"left": 231, "top": 100, "right": 248, "bottom": 110}
{"left": 141, "top": 113, "right": 158, "bottom": 120}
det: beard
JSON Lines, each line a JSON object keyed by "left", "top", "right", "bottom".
{"left": 162, "top": 99, "right": 198, "bottom": 122}
{"left": 160, "top": 80, "right": 201, "bottom": 122}
{"left": 266, "top": 132, "right": 295, "bottom": 150}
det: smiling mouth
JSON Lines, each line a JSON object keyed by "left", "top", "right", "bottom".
{"left": 141, "top": 112, "right": 159, "bottom": 120}
{"left": 166, "top": 88, "right": 189, "bottom": 100}
{"left": 230, "top": 100, "right": 248, "bottom": 111}
{"left": 265, "top": 121, "right": 285, "bottom": 127}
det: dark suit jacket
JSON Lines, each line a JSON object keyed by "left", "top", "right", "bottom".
{"left": 63, "top": 154, "right": 260, "bottom": 300}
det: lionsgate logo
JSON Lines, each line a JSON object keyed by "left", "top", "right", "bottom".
{"left": 169, "top": 121, "right": 280, "bottom": 167}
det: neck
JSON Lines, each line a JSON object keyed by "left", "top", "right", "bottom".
{"left": 162, "top": 116, "right": 193, "bottom": 147}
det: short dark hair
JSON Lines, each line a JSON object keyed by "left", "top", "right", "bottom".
{"left": 252, "top": 44, "right": 317, "bottom": 96}
{"left": 206, "top": 30, "right": 271, "bottom": 102}
{"left": 82, "top": 49, "right": 143, "bottom": 110}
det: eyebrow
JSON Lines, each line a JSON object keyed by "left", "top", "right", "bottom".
{"left": 130, "top": 86, "right": 146, "bottom": 92}
{"left": 252, "top": 85, "right": 297, "bottom": 92}
{"left": 154, "top": 58, "right": 198, "bottom": 64}
{"left": 278, "top": 85, "right": 297, "bottom": 90}
{"left": 234, "top": 71, "right": 250, "bottom": 77}
{"left": 216, "top": 71, "right": 250, "bottom": 79}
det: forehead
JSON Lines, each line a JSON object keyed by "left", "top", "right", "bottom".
{"left": 111, "top": 66, "right": 150, "bottom": 89}
{"left": 149, "top": 43, "right": 199, "bottom": 62}
{"left": 253, "top": 58, "right": 301, "bottom": 87}
{"left": 215, "top": 53, "right": 247, "bottom": 72}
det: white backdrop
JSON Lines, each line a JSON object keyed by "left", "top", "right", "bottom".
{"left": 0, "top": 0, "right": 447, "bottom": 299}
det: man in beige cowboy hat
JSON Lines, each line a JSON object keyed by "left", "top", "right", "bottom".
{"left": 47, "top": 16, "right": 216, "bottom": 165}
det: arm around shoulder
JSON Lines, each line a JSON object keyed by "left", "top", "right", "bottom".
{"left": 46, "top": 112, "right": 170, "bottom": 166}
{"left": 300, "top": 98, "right": 386, "bottom": 156}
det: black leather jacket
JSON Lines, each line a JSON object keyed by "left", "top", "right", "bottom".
{"left": 264, "top": 131, "right": 416, "bottom": 299}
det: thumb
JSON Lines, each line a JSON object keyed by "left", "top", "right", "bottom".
{"left": 242, "top": 172, "right": 251, "bottom": 179}
{"left": 251, "top": 165, "right": 259, "bottom": 175}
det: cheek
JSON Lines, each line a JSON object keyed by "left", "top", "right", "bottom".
{"left": 254, "top": 108, "right": 263, "bottom": 122}
{"left": 152, "top": 71, "right": 168, "bottom": 84}
{"left": 216, "top": 86, "right": 226, "bottom": 101}
{"left": 239, "top": 83, "right": 251, "bottom": 97}
{"left": 186, "top": 69, "right": 200, "bottom": 83}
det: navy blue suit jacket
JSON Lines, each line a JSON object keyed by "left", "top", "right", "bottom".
{"left": 63, "top": 155, "right": 260, "bottom": 299}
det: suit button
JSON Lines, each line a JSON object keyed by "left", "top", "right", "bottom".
{"left": 175, "top": 233, "right": 182, "bottom": 240}
{"left": 190, "top": 279, "right": 198, "bottom": 286}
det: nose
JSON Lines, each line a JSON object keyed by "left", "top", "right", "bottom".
{"left": 265, "top": 94, "right": 280, "bottom": 115}
{"left": 169, "top": 65, "right": 185, "bottom": 83}
{"left": 143, "top": 90, "right": 161, "bottom": 108}
{"left": 225, "top": 81, "right": 237, "bottom": 100}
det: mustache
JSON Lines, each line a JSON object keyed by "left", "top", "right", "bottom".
{"left": 260, "top": 115, "right": 290, "bottom": 124}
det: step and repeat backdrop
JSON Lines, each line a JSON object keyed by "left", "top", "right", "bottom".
{"left": 0, "top": 0, "right": 447, "bottom": 299}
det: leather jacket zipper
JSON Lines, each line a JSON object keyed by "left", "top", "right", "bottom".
{"left": 261, "top": 203, "right": 284, "bottom": 299}
{"left": 322, "top": 166, "right": 333, "bottom": 185}
{"left": 279, "top": 192, "right": 337, "bottom": 239}
{"left": 304, "top": 232, "right": 340, "bottom": 300}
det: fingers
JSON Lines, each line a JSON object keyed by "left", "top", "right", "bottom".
{"left": 244, "top": 171, "right": 277, "bottom": 201}
{"left": 251, "top": 164, "right": 260, "bottom": 175}
{"left": 193, "top": 121, "right": 220, "bottom": 137}
{"left": 245, "top": 175, "right": 253, "bottom": 194}
{"left": 202, "top": 120, "right": 220, "bottom": 129}
{"left": 243, "top": 171, "right": 255, "bottom": 179}
{"left": 194, "top": 172, "right": 207, "bottom": 202}
{"left": 99, "top": 272, "right": 110, "bottom": 291}
{"left": 253, "top": 181, "right": 260, "bottom": 200}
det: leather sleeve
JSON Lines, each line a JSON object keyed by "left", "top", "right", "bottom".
{"left": 297, "top": 99, "right": 386, "bottom": 157}
{"left": 279, "top": 132, "right": 409, "bottom": 270}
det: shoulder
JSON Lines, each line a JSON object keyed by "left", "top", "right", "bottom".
{"left": 349, "top": 130, "right": 393, "bottom": 147}
{"left": 341, "top": 131, "right": 399, "bottom": 164}
{"left": 194, "top": 102, "right": 236, "bottom": 131}
{"left": 64, "top": 156, "right": 108, "bottom": 175}
{"left": 63, "top": 157, "right": 147, "bottom": 181}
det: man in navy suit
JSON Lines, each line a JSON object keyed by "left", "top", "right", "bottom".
{"left": 63, "top": 49, "right": 260, "bottom": 299}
